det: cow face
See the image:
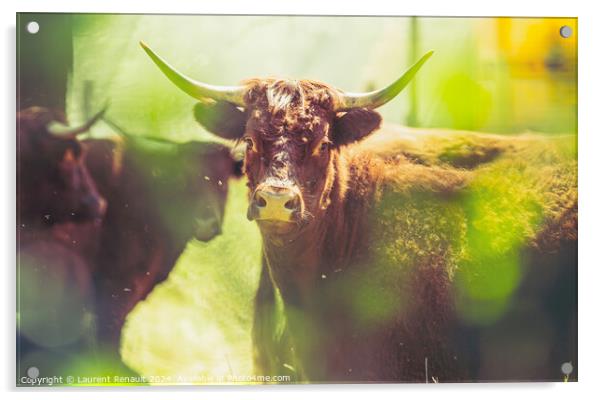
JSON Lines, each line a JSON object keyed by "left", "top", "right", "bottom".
{"left": 83, "top": 132, "right": 242, "bottom": 244}
{"left": 193, "top": 81, "right": 382, "bottom": 235}
{"left": 17, "top": 107, "right": 106, "bottom": 225}
{"left": 176, "top": 142, "right": 243, "bottom": 242}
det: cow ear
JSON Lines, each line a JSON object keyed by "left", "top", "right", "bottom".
{"left": 193, "top": 101, "right": 246, "bottom": 140}
{"left": 332, "top": 108, "right": 382, "bottom": 146}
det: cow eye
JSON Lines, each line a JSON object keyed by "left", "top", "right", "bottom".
{"left": 320, "top": 142, "right": 330, "bottom": 152}
{"left": 244, "top": 137, "right": 255, "bottom": 152}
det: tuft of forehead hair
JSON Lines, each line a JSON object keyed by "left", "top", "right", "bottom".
{"left": 243, "top": 78, "right": 337, "bottom": 140}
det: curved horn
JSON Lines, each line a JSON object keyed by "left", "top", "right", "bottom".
{"left": 336, "top": 50, "right": 434, "bottom": 111}
{"left": 47, "top": 106, "right": 107, "bottom": 138}
{"left": 140, "top": 41, "right": 246, "bottom": 106}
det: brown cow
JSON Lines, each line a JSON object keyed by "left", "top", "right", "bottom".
{"left": 82, "top": 122, "right": 242, "bottom": 358}
{"left": 142, "top": 43, "right": 577, "bottom": 382}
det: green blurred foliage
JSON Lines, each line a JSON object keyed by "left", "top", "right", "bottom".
{"left": 67, "top": 15, "right": 576, "bottom": 140}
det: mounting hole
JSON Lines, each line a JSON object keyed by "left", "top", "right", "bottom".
{"left": 561, "top": 362, "right": 573, "bottom": 375}
{"left": 559, "top": 25, "right": 572, "bottom": 39}
{"left": 26, "top": 21, "right": 40, "bottom": 34}
{"left": 27, "top": 366, "right": 40, "bottom": 379}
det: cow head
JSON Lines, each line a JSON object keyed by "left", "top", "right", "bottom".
{"left": 141, "top": 42, "right": 432, "bottom": 237}
{"left": 18, "top": 107, "right": 107, "bottom": 225}
{"left": 164, "top": 140, "right": 243, "bottom": 242}
{"left": 96, "top": 118, "right": 243, "bottom": 243}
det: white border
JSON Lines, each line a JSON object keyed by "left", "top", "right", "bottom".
{"left": 3, "top": 0, "right": 601, "bottom": 399}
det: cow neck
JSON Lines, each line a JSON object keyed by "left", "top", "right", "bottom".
{"left": 100, "top": 155, "right": 180, "bottom": 278}
{"left": 260, "top": 151, "right": 362, "bottom": 307}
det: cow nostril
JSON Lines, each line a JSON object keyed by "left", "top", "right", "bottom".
{"left": 284, "top": 196, "right": 300, "bottom": 210}
{"left": 211, "top": 222, "right": 222, "bottom": 236}
{"left": 255, "top": 194, "right": 267, "bottom": 208}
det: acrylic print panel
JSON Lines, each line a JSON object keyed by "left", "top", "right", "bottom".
{"left": 16, "top": 13, "right": 577, "bottom": 386}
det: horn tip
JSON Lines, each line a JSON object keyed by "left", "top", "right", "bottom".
{"left": 139, "top": 41, "right": 154, "bottom": 55}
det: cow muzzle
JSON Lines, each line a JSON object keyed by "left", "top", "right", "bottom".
{"left": 248, "top": 184, "right": 301, "bottom": 222}
{"left": 194, "top": 216, "right": 222, "bottom": 242}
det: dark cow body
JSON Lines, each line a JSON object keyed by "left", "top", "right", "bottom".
{"left": 17, "top": 105, "right": 240, "bottom": 374}
{"left": 83, "top": 134, "right": 241, "bottom": 350}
